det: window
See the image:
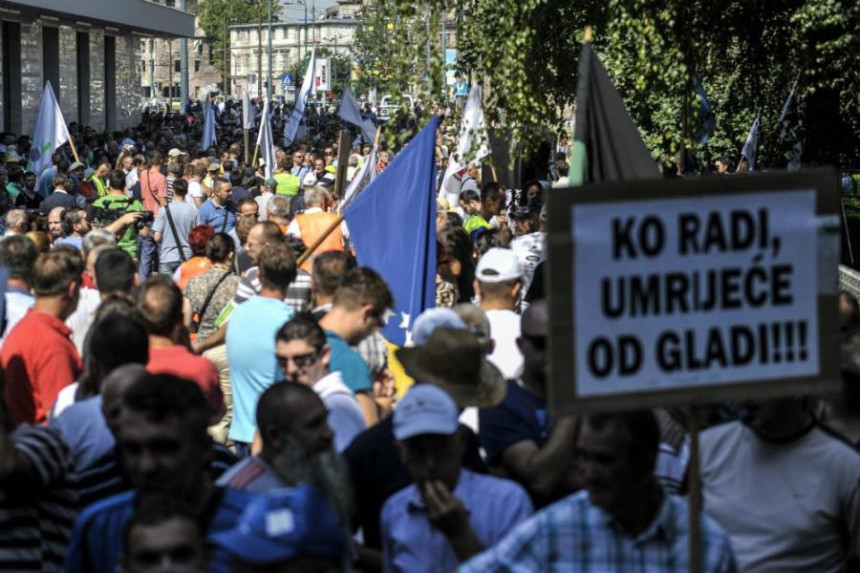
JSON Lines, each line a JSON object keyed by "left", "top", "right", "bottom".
{"left": 141, "top": 59, "right": 146, "bottom": 72}
{"left": 196, "top": 43, "right": 202, "bottom": 56}
{"left": 174, "top": 60, "right": 181, "bottom": 72}
{"left": 194, "top": 60, "right": 200, "bottom": 72}
{"left": 208, "top": 44, "right": 214, "bottom": 65}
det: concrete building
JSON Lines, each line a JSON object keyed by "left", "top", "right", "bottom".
{"left": 139, "top": 18, "right": 220, "bottom": 102}
{"left": 0, "top": 0, "right": 193, "bottom": 135}
{"left": 229, "top": 0, "right": 361, "bottom": 99}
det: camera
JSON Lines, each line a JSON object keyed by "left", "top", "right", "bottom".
{"left": 87, "top": 206, "right": 154, "bottom": 229}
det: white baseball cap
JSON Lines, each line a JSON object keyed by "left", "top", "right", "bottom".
{"left": 475, "top": 248, "right": 523, "bottom": 283}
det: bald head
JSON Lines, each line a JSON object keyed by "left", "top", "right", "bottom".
{"left": 101, "top": 364, "right": 148, "bottom": 438}
{"left": 521, "top": 299, "right": 548, "bottom": 337}
{"left": 256, "top": 381, "right": 331, "bottom": 457}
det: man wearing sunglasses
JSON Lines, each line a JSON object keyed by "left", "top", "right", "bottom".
{"left": 478, "top": 299, "right": 582, "bottom": 509}
{"left": 275, "top": 314, "right": 366, "bottom": 452}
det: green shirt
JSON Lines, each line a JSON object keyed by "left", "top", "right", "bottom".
{"left": 274, "top": 172, "right": 301, "bottom": 197}
{"left": 464, "top": 214, "right": 491, "bottom": 235}
{"left": 93, "top": 193, "right": 143, "bottom": 257}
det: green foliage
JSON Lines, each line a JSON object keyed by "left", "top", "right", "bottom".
{"left": 195, "top": 0, "right": 281, "bottom": 85}
{"left": 287, "top": 48, "right": 355, "bottom": 98}
{"left": 380, "top": 0, "right": 859, "bottom": 168}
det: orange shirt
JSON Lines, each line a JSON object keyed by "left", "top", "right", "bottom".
{"left": 177, "top": 257, "right": 212, "bottom": 291}
{"left": 295, "top": 211, "right": 344, "bottom": 273}
{"left": 147, "top": 345, "right": 224, "bottom": 422}
{"left": 1, "top": 310, "right": 82, "bottom": 424}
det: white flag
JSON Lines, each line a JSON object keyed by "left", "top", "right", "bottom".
{"left": 740, "top": 108, "right": 762, "bottom": 172}
{"left": 256, "top": 101, "right": 276, "bottom": 180}
{"left": 27, "top": 81, "right": 70, "bottom": 176}
{"left": 442, "top": 85, "right": 490, "bottom": 198}
{"left": 242, "top": 91, "right": 256, "bottom": 130}
{"left": 284, "top": 47, "right": 317, "bottom": 147}
{"left": 338, "top": 146, "right": 378, "bottom": 213}
{"left": 202, "top": 101, "right": 217, "bottom": 150}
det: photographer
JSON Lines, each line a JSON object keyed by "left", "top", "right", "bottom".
{"left": 91, "top": 170, "right": 149, "bottom": 261}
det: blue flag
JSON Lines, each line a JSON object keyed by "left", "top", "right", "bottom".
{"left": 344, "top": 117, "right": 440, "bottom": 346}
{"left": 692, "top": 76, "right": 715, "bottom": 144}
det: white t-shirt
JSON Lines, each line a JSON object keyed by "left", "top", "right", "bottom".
{"left": 701, "top": 421, "right": 860, "bottom": 572}
{"left": 188, "top": 179, "right": 205, "bottom": 201}
{"left": 511, "top": 232, "right": 546, "bottom": 310}
{"left": 255, "top": 191, "right": 274, "bottom": 221}
{"left": 485, "top": 309, "right": 523, "bottom": 380}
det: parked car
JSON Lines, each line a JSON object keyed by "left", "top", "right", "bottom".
{"left": 378, "top": 94, "right": 415, "bottom": 122}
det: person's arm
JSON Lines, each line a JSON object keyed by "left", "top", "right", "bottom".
{"left": 153, "top": 231, "right": 163, "bottom": 243}
{"left": 193, "top": 322, "right": 227, "bottom": 354}
{"left": 355, "top": 391, "right": 379, "bottom": 428}
{"left": 499, "top": 416, "right": 580, "bottom": 500}
{"left": 423, "top": 480, "right": 484, "bottom": 562}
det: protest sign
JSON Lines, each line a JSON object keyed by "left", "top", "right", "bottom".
{"left": 548, "top": 169, "right": 841, "bottom": 414}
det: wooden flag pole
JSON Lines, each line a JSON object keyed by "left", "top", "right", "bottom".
{"left": 251, "top": 143, "right": 260, "bottom": 171}
{"left": 295, "top": 125, "right": 384, "bottom": 267}
{"left": 244, "top": 129, "right": 250, "bottom": 165}
{"left": 333, "top": 129, "right": 352, "bottom": 201}
{"left": 296, "top": 214, "right": 345, "bottom": 267}
{"left": 66, "top": 136, "right": 81, "bottom": 164}
{"left": 583, "top": 25, "right": 594, "bottom": 44}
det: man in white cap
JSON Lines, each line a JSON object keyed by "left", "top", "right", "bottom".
{"left": 381, "top": 384, "right": 532, "bottom": 572}
{"left": 475, "top": 247, "right": 524, "bottom": 379}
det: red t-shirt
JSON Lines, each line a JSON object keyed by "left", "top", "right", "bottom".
{"left": 147, "top": 345, "right": 224, "bottom": 421}
{"left": 1, "top": 310, "right": 83, "bottom": 424}
{"left": 139, "top": 167, "right": 167, "bottom": 215}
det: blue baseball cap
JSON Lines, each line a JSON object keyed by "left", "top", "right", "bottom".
{"left": 209, "top": 485, "right": 348, "bottom": 565}
{"left": 393, "top": 385, "right": 459, "bottom": 440}
{"left": 412, "top": 308, "right": 466, "bottom": 347}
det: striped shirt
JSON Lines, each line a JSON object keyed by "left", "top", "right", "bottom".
{"left": 233, "top": 266, "right": 312, "bottom": 313}
{"left": 460, "top": 490, "right": 737, "bottom": 573}
{"left": 76, "top": 443, "right": 238, "bottom": 509}
{"left": 0, "top": 425, "right": 79, "bottom": 572}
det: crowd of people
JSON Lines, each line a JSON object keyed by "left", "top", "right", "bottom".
{"left": 0, "top": 94, "right": 856, "bottom": 573}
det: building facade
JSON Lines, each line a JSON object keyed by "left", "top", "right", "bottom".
{"left": 139, "top": 20, "right": 221, "bottom": 103}
{"left": 229, "top": 1, "right": 361, "bottom": 99}
{"left": 0, "top": 0, "right": 193, "bottom": 135}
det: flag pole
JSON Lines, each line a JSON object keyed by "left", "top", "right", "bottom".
{"left": 244, "top": 128, "right": 250, "bottom": 165}
{"left": 296, "top": 214, "right": 345, "bottom": 267}
{"left": 66, "top": 136, "right": 81, "bottom": 164}
{"left": 297, "top": 124, "right": 384, "bottom": 266}
{"left": 333, "top": 129, "right": 351, "bottom": 201}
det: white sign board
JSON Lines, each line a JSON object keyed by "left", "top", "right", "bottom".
{"left": 314, "top": 58, "right": 331, "bottom": 92}
{"left": 548, "top": 170, "right": 840, "bottom": 413}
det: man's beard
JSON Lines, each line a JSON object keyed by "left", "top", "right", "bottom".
{"left": 270, "top": 439, "right": 354, "bottom": 528}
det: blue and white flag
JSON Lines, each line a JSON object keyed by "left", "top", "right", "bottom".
{"left": 338, "top": 145, "right": 377, "bottom": 213}
{"left": 202, "top": 100, "right": 217, "bottom": 150}
{"left": 740, "top": 107, "right": 762, "bottom": 171}
{"left": 256, "top": 101, "right": 276, "bottom": 180}
{"left": 242, "top": 91, "right": 256, "bottom": 130}
{"left": 344, "top": 117, "right": 440, "bottom": 346}
{"left": 693, "top": 76, "right": 716, "bottom": 144}
{"left": 778, "top": 75, "right": 802, "bottom": 170}
{"left": 339, "top": 89, "right": 377, "bottom": 143}
{"left": 27, "top": 81, "right": 70, "bottom": 175}
{"left": 284, "top": 47, "right": 316, "bottom": 147}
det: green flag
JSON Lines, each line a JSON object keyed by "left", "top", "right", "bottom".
{"left": 570, "top": 42, "right": 658, "bottom": 186}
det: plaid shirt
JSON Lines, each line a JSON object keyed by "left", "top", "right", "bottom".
{"left": 460, "top": 490, "right": 737, "bottom": 573}
{"left": 234, "top": 266, "right": 312, "bottom": 314}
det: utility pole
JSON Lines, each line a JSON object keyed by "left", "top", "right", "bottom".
{"left": 304, "top": 2, "right": 308, "bottom": 64}
{"left": 149, "top": 38, "right": 155, "bottom": 99}
{"left": 257, "top": 6, "right": 263, "bottom": 98}
{"left": 168, "top": 38, "right": 174, "bottom": 108}
{"left": 267, "top": 0, "right": 273, "bottom": 103}
{"left": 223, "top": 19, "right": 229, "bottom": 93}
{"left": 180, "top": 0, "right": 189, "bottom": 106}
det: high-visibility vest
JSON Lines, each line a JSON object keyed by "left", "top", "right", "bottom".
{"left": 274, "top": 172, "right": 300, "bottom": 196}
{"left": 89, "top": 174, "right": 107, "bottom": 197}
{"left": 295, "top": 211, "right": 344, "bottom": 273}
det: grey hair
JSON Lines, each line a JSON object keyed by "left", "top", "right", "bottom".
{"left": 304, "top": 186, "right": 328, "bottom": 207}
{"left": 266, "top": 194, "right": 290, "bottom": 217}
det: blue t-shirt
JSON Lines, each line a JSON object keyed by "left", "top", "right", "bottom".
{"left": 479, "top": 379, "right": 552, "bottom": 465}
{"left": 325, "top": 330, "right": 372, "bottom": 393}
{"left": 226, "top": 296, "right": 294, "bottom": 443}
{"left": 50, "top": 395, "right": 114, "bottom": 471}
{"left": 64, "top": 488, "right": 257, "bottom": 573}
{"left": 198, "top": 199, "right": 236, "bottom": 233}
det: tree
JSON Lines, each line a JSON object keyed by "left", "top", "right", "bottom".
{"left": 287, "top": 48, "right": 354, "bottom": 100}
{"left": 384, "top": 0, "right": 859, "bottom": 168}
{"left": 195, "top": 0, "right": 281, "bottom": 89}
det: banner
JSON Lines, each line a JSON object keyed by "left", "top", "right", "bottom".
{"left": 284, "top": 47, "right": 317, "bottom": 147}
{"left": 202, "top": 101, "right": 217, "bottom": 150}
{"left": 27, "top": 81, "right": 70, "bottom": 175}
{"left": 547, "top": 169, "right": 840, "bottom": 413}
{"left": 242, "top": 91, "right": 256, "bottom": 130}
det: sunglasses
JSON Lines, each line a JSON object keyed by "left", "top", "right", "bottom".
{"left": 522, "top": 333, "right": 546, "bottom": 351}
{"left": 276, "top": 350, "right": 320, "bottom": 369}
